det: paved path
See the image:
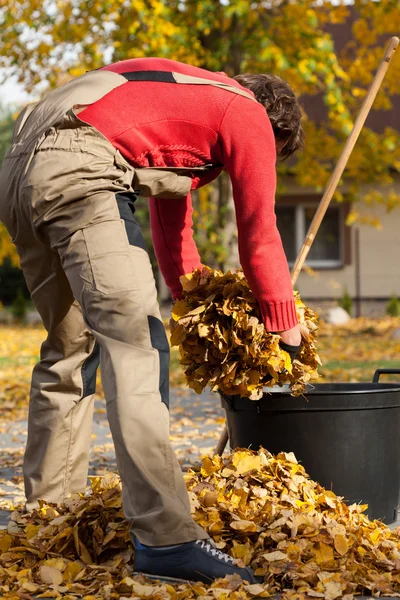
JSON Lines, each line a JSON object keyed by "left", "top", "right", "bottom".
{"left": 0, "top": 389, "right": 226, "bottom": 527}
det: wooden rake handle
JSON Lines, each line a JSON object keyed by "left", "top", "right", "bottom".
{"left": 214, "top": 36, "right": 399, "bottom": 457}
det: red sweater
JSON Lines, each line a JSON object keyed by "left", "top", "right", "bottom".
{"left": 78, "top": 58, "right": 298, "bottom": 331}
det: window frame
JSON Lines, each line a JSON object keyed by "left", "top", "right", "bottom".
{"left": 276, "top": 201, "right": 345, "bottom": 270}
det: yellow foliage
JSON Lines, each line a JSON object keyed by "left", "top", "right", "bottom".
{"left": 0, "top": 223, "right": 19, "bottom": 266}
{"left": 0, "top": 0, "right": 398, "bottom": 227}
{"left": 1, "top": 448, "right": 400, "bottom": 598}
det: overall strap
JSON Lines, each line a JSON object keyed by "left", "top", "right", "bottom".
{"left": 120, "top": 70, "right": 257, "bottom": 103}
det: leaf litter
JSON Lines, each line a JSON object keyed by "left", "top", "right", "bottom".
{"left": 1, "top": 448, "right": 400, "bottom": 599}
{"left": 2, "top": 317, "right": 400, "bottom": 424}
{"left": 170, "top": 268, "right": 321, "bottom": 399}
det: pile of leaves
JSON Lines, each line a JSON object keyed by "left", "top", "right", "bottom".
{"left": 170, "top": 267, "right": 320, "bottom": 398}
{"left": 1, "top": 450, "right": 400, "bottom": 599}
{"left": 320, "top": 316, "right": 400, "bottom": 337}
{"left": 187, "top": 449, "right": 400, "bottom": 598}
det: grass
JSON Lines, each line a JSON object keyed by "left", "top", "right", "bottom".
{"left": 0, "top": 355, "right": 39, "bottom": 367}
{"left": 2, "top": 319, "right": 400, "bottom": 399}
{"left": 322, "top": 359, "right": 400, "bottom": 372}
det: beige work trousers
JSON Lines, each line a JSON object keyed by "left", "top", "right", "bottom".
{"left": 0, "top": 109, "right": 207, "bottom": 545}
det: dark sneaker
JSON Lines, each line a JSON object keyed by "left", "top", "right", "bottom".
{"left": 134, "top": 539, "right": 259, "bottom": 584}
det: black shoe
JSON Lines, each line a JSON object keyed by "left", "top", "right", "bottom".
{"left": 134, "top": 539, "right": 259, "bottom": 584}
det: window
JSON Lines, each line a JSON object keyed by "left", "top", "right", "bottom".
{"left": 275, "top": 204, "right": 343, "bottom": 268}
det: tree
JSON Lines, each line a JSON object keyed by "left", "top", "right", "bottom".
{"left": 0, "top": 104, "right": 19, "bottom": 267}
{"left": 0, "top": 257, "right": 29, "bottom": 305}
{"left": 0, "top": 104, "right": 15, "bottom": 163}
{"left": 0, "top": 0, "right": 399, "bottom": 270}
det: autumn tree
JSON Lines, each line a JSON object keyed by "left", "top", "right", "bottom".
{"left": 0, "top": 104, "right": 19, "bottom": 266}
{"left": 0, "top": 0, "right": 399, "bottom": 269}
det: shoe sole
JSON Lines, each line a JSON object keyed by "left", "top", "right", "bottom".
{"left": 133, "top": 571, "right": 195, "bottom": 585}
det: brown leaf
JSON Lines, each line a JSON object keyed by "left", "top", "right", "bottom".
{"left": 230, "top": 520, "right": 258, "bottom": 533}
{"left": 39, "top": 565, "right": 63, "bottom": 586}
{"left": 334, "top": 534, "right": 349, "bottom": 556}
{"left": 262, "top": 550, "right": 288, "bottom": 562}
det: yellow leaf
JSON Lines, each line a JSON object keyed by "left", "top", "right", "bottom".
{"left": 171, "top": 299, "right": 191, "bottom": 321}
{"left": 22, "top": 582, "right": 39, "bottom": 593}
{"left": 334, "top": 534, "right": 349, "bottom": 556}
{"left": 170, "top": 323, "right": 186, "bottom": 346}
{"left": 370, "top": 528, "right": 382, "bottom": 544}
{"left": 0, "top": 533, "right": 12, "bottom": 553}
{"left": 313, "top": 542, "right": 334, "bottom": 564}
{"left": 200, "top": 456, "right": 220, "bottom": 477}
{"left": 245, "top": 583, "right": 268, "bottom": 596}
{"left": 231, "top": 543, "right": 252, "bottom": 559}
{"left": 131, "top": 582, "right": 160, "bottom": 596}
{"left": 232, "top": 452, "right": 261, "bottom": 475}
{"left": 26, "top": 523, "right": 40, "bottom": 540}
{"left": 44, "top": 558, "right": 67, "bottom": 571}
{"left": 17, "top": 568, "right": 32, "bottom": 581}
{"left": 79, "top": 540, "right": 93, "bottom": 565}
{"left": 230, "top": 520, "right": 257, "bottom": 532}
{"left": 63, "top": 561, "right": 85, "bottom": 582}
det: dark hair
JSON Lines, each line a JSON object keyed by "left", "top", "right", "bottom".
{"left": 234, "top": 73, "right": 304, "bottom": 159}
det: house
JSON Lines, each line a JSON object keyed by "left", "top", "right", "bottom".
{"left": 276, "top": 178, "right": 400, "bottom": 317}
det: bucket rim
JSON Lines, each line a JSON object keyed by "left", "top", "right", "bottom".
{"left": 266, "top": 382, "right": 400, "bottom": 395}
{"left": 219, "top": 382, "right": 400, "bottom": 411}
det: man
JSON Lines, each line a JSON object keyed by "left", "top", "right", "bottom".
{"left": 0, "top": 57, "right": 303, "bottom": 583}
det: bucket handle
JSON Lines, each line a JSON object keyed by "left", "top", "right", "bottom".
{"left": 372, "top": 368, "right": 400, "bottom": 383}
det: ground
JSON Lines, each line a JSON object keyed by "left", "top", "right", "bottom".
{"left": 0, "top": 320, "right": 399, "bottom": 599}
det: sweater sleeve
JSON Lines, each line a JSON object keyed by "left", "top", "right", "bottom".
{"left": 219, "top": 96, "right": 298, "bottom": 331}
{"left": 149, "top": 194, "right": 202, "bottom": 299}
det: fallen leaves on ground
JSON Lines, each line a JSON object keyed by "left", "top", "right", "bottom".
{"left": 2, "top": 315, "right": 400, "bottom": 423}
{"left": 0, "top": 326, "right": 43, "bottom": 423}
{"left": 0, "top": 326, "right": 103, "bottom": 423}
{"left": 1, "top": 449, "right": 400, "bottom": 599}
{"left": 170, "top": 267, "right": 320, "bottom": 398}
{"left": 317, "top": 317, "right": 400, "bottom": 384}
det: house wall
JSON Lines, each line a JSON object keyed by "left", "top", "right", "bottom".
{"left": 283, "top": 177, "right": 400, "bottom": 316}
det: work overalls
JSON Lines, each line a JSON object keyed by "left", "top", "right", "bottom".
{"left": 0, "top": 69, "right": 256, "bottom": 545}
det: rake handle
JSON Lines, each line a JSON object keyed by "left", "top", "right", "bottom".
{"left": 214, "top": 36, "right": 399, "bottom": 457}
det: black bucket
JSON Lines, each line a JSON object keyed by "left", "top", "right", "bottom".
{"left": 220, "top": 368, "right": 400, "bottom": 524}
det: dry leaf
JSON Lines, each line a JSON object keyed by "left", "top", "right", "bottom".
{"left": 230, "top": 520, "right": 258, "bottom": 533}
{"left": 334, "top": 534, "right": 349, "bottom": 555}
{"left": 39, "top": 565, "right": 63, "bottom": 586}
{"left": 263, "top": 551, "right": 288, "bottom": 561}
{"left": 1, "top": 448, "right": 400, "bottom": 599}
{"left": 170, "top": 267, "right": 320, "bottom": 398}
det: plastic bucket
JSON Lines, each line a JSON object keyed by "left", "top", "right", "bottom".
{"left": 220, "top": 369, "right": 400, "bottom": 524}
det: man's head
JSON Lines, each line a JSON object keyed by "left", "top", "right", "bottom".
{"left": 234, "top": 73, "right": 304, "bottom": 159}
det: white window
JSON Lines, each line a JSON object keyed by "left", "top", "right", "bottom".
{"left": 275, "top": 204, "right": 343, "bottom": 269}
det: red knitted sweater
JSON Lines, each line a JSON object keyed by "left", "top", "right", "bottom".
{"left": 78, "top": 57, "right": 298, "bottom": 331}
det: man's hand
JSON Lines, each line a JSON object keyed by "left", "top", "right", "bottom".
{"left": 277, "top": 324, "right": 310, "bottom": 362}
{"left": 277, "top": 324, "right": 302, "bottom": 346}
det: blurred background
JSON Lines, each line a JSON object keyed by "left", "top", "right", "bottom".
{"left": 0, "top": 0, "right": 399, "bottom": 323}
